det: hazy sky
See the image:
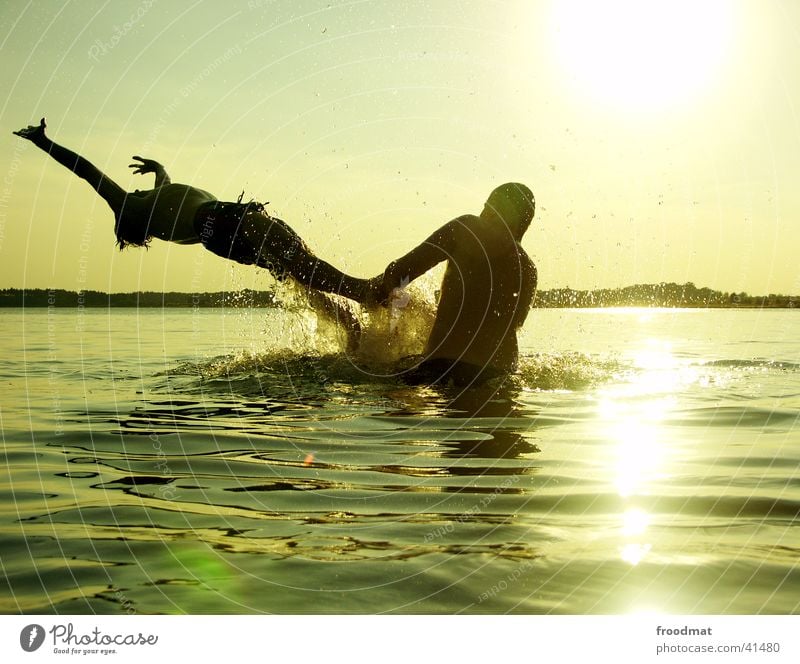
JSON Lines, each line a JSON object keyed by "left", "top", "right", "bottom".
{"left": 1, "top": 0, "right": 798, "bottom": 295}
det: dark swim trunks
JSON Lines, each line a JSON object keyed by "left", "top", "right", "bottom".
{"left": 194, "top": 199, "right": 371, "bottom": 303}
{"left": 402, "top": 357, "right": 505, "bottom": 387}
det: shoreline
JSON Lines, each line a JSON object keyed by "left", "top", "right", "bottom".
{"left": 1, "top": 284, "right": 797, "bottom": 309}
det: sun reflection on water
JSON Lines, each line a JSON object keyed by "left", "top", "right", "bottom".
{"left": 619, "top": 509, "right": 652, "bottom": 567}
{"left": 621, "top": 542, "right": 652, "bottom": 566}
{"left": 596, "top": 339, "right": 702, "bottom": 568}
{"left": 622, "top": 508, "right": 650, "bottom": 536}
{"left": 611, "top": 418, "right": 665, "bottom": 498}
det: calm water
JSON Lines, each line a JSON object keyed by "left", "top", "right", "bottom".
{"left": 1, "top": 305, "right": 798, "bottom": 614}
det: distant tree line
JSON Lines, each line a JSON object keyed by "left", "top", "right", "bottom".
{"left": 532, "top": 282, "right": 797, "bottom": 308}
{"left": 0, "top": 288, "right": 277, "bottom": 308}
{"left": 0, "top": 282, "right": 796, "bottom": 309}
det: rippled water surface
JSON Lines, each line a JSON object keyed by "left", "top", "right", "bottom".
{"left": 1, "top": 307, "right": 798, "bottom": 614}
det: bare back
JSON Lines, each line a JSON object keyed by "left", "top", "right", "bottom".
{"left": 426, "top": 215, "right": 536, "bottom": 370}
{"left": 122, "top": 184, "right": 217, "bottom": 244}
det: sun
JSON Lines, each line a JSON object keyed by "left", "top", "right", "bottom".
{"left": 551, "top": 0, "right": 734, "bottom": 111}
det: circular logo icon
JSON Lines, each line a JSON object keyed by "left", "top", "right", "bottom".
{"left": 20, "top": 624, "right": 45, "bottom": 652}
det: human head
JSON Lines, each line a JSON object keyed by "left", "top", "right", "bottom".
{"left": 114, "top": 207, "right": 152, "bottom": 250}
{"left": 483, "top": 182, "right": 535, "bottom": 239}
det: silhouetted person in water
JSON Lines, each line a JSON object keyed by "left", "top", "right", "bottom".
{"left": 378, "top": 183, "right": 537, "bottom": 386}
{"left": 15, "top": 118, "right": 536, "bottom": 384}
{"left": 13, "top": 118, "right": 373, "bottom": 305}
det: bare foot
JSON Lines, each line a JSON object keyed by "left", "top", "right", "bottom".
{"left": 13, "top": 117, "right": 47, "bottom": 143}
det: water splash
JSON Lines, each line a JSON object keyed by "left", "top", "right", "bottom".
{"left": 357, "top": 281, "right": 438, "bottom": 363}
{"left": 166, "top": 276, "right": 625, "bottom": 393}
{"left": 515, "top": 352, "right": 625, "bottom": 391}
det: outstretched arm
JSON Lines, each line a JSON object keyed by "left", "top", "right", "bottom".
{"left": 377, "top": 219, "right": 458, "bottom": 300}
{"left": 13, "top": 117, "right": 127, "bottom": 213}
{"left": 129, "top": 156, "right": 171, "bottom": 187}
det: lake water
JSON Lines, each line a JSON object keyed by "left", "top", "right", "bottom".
{"left": 1, "top": 305, "right": 798, "bottom": 614}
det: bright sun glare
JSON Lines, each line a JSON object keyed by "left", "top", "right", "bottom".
{"left": 551, "top": 0, "right": 734, "bottom": 110}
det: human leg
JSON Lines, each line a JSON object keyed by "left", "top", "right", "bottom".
{"left": 239, "top": 208, "right": 373, "bottom": 304}
{"left": 284, "top": 250, "right": 372, "bottom": 304}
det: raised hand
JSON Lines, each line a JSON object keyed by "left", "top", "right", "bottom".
{"left": 128, "top": 155, "right": 163, "bottom": 175}
{"left": 13, "top": 117, "right": 47, "bottom": 143}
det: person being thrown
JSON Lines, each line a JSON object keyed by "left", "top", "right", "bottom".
{"left": 376, "top": 182, "right": 537, "bottom": 386}
{"left": 15, "top": 118, "right": 536, "bottom": 384}
{"left": 13, "top": 118, "right": 375, "bottom": 306}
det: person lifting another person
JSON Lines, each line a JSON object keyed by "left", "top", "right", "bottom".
{"left": 15, "top": 117, "right": 537, "bottom": 385}
{"left": 376, "top": 182, "right": 537, "bottom": 386}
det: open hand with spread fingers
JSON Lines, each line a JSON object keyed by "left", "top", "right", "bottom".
{"left": 129, "top": 156, "right": 163, "bottom": 176}
{"left": 13, "top": 117, "right": 47, "bottom": 143}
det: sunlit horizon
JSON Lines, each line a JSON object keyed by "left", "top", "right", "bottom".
{"left": 1, "top": 0, "right": 798, "bottom": 296}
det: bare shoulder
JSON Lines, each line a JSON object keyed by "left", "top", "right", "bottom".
{"left": 424, "top": 214, "right": 477, "bottom": 250}
{"left": 450, "top": 213, "right": 481, "bottom": 229}
{"left": 154, "top": 182, "right": 212, "bottom": 195}
{"left": 440, "top": 213, "right": 482, "bottom": 241}
{"left": 152, "top": 183, "right": 217, "bottom": 203}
